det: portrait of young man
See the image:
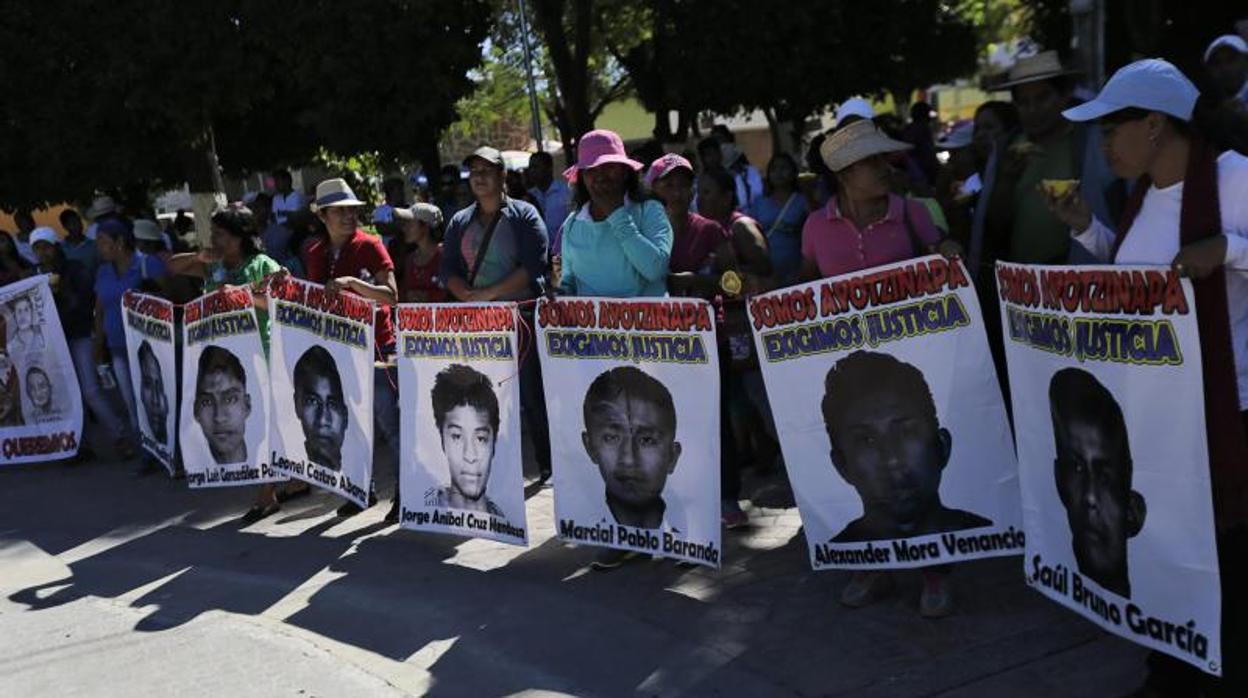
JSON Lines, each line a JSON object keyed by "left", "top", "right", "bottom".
{"left": 138, "top": 340, "right": 169, "bottom": 444}
{"left": 581, "top": 366, "right": 682, "bottom": 530}
{"left": 821, "top": 351, "right": 992, "bottom": 543}
{"left": 192, "top": 345, "right": 251, "bottom": 466}
{"left": 293, "top": 345, "right": 348, "bottom": 472}
{"left": 424, "top": 364, "right": 506, "bottom": 519}
{"left": 1049, "top": 367, "right": 1146, "bottom": 598}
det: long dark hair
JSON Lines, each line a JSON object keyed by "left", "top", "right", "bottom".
{"left": 763, "top": 152, "right": 799, "bottom": 197}
{"left": 699, "top": 165, "right": 738, "bottom": 211}
{"left": 211, "top": 206, "right": 262, "bottom": 258}
{"left": 573, "top": 168, "right": 644, "bottom": 209}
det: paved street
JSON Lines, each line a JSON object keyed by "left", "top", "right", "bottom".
{"left": 1, "top": 457, "right": 1147, "bottom": 697}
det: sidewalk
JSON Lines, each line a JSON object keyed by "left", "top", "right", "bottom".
{"left": 0, "top": 458, "right": 1146, "bottom": 697}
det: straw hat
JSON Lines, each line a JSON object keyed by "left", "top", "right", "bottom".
{"left": 310, "top": 178, "right": 364, "bottom": 211}
{"left": 85, "top": 195, "right": 117, "bottom": 219}
{"left": 819, "top": 120, "right": 912, "bottom": 173}
{"left": 994, "top": 50, "right": 1080, "bottom": 90}
{"left": 392, "top": 203, "right": 445, "bottom": 228}
{"left": 132, "top": 219, "right": 164, "bottom": 242}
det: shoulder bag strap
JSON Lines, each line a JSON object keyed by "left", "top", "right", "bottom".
{"left": 466, "top": 207, "right": 504, "bottom": 286}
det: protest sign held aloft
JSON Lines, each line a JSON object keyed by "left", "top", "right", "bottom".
{"left": 998, "top": 261, "right": 1221, "bottom": 675}
{"left": 268, "top": 276, "right": 375, "bottom": 507}
{"left": 750, "top": 256, "right": 1022, "bottom": 571}
{"left": 397, "top": 303, "right": 527, "bottom": 545}
{"left": 0, "top": 275, "right": 82, "bottom": 464}
{"left": 179, "top": 286, "right": 280, "bottom": 487}
{"left": 538, "top": 296, "right": 722, "bottom": 567}
{"left": 123, "top": 291, "right": 177, "bottom": 474}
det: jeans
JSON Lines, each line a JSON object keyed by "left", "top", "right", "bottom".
{"left": 68, "top": 337, "right": 126, "bottom": 445}
{"left": 518, "top": 306, "right": 552, "bottom": 476}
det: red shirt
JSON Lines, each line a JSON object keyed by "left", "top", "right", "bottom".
{"left": 800, "top": 194, "right": 940, "bottom": 279}
{"left": 668, "top": 212, "right": 730, "bottom": 273}
{"left": 301, "top": 229, "right": 396, "bottom": 351}
{"left": 401, "top": 245, "right": 447, "bottom": 303}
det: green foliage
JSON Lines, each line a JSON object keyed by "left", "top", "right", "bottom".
{"left": 0, "top": 0, "right": 492, "bottom": 210}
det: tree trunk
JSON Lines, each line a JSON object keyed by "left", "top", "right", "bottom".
{"left": 183, "top": 122, "right": 226, "bottom": 249}
{"left": 533, "top": 0, "right": 595, "bottom": 154}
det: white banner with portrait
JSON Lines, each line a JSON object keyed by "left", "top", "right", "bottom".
{"left": 180, "top": 287, "right": 280, "bottom": 487}
{"left": 537, "top": 296, "right": 721, "bottom": 567}
{"left": 396, "top": 303, "right": 527, "bottom": 545}
{"left": 123, "top": 291, "right": 177, "bottom": 474}
{"left": 268, "top": 277, "right": 375, "bottom": 507}
{"left": 997, "top": 261, "right": 1220, "bottom": 675}
{"left": 0, "top": 275, "right": 82, "bottom": 464}
{"left": 749, "top": 256, "right": 1022, "bottom": 571}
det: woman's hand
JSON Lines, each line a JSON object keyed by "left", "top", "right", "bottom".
{"left": 1173, "top": 237, "right": 1228, "bottom": 279}
{"left": 325, "top": 276, "right": 356, "bottom": 295}
{"left": 1040, "top": 185, "right": 1092, "bottom": 233}
{"left": 936, "top": 238, "right": 964, "bottom": 260}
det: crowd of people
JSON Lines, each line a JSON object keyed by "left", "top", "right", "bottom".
{"left": 3, "top": 37, "right": 1248, "bottom": 694}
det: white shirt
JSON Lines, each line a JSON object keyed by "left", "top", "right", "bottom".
{"left": 1075, "top": 151, "right": 1248, "bottom": 408}
{"left": 272, "top": 191, "right": 306, "bottom": 224}
{"left": 529, "top": 179, "right": 571, "bottom": 234}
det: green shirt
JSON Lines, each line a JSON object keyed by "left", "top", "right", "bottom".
{"left": 204, "top": 253, "right": 282, "bottom": 355}
{"left": 1009, "top": 130, "right": 1076, "bottom": 264}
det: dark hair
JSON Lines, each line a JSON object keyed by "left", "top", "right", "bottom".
{"left": 25, "top": 365, "right": 50, "bottom": 405}
{"left": 974, "top": 100, "right": 1020, "bottom": 133}
{"left": 573, "top": 167, "right": 644, "bottom": 209}
{"left": 58, "top": 209, "right": 81, "bottom": 226}
{"left": 273, "top": 169, "right": 292, "bottom": 181}
{"left": 821, "top": 351, "right": 937, "bottom": 442}
{"left": 383, "top": 177, "right": 405, "bottom": 196}
{"left": 138, "top": 339, "right": 159, "bottom": 371}
{"left": 698, "top": 165, "right": 738, "bottom": 209}
{"left": 252, "top": 192, "right": 273, "bottom": 207}
{"left": 1049, "top": 367, "right": 1132, "bottom": 476}
{"left": 293, "top": 345, "right": 344, "bottom": 405}
{"left": 910, "top": 102, "right": 934, "bottom": 122}
{"left": 697, "top": 137, "right": 720, "bottom": 158}
{"left": 529, "top": 151, "right": 553, "bottom": 168}
{"left": 431, "top": 364, "right": 500, "bottom": 434}
{"left": 583, "top": 366, "right": 676, "bottom": 433}
{"left": 211, "top": 206, "right": 262, "bottom": 257}
{"left": 96, "top": 219, "right": 135, "bottom": 250}
{"left": 764, "top": 152, "right": 799, "bottom": 196}
{"left": 711, "top": 124, "right": 735, "bottom": 144}
{"left": 196, "top": 345, "right": 246, "bottom": 392}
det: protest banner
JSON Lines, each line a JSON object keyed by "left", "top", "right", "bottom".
{"left": 396, "top": 303, "right": 527, "bottom": 545}
{"left": 123, "top": 291, "right": 177, "bottom": 474}
{"left": 268, "top": 277, "right": 374, "bottom": 506}
{"left": 179, "top": 286, "right": 280, "bottom": 487}
{"left": 749, "top": 255, "right": 1022, "bottom": 571}
{"left": 0, "top": 275, "right": 82, "bottom": 464}
{"left": 537, "top": 296, "right": 721, "bottom": 567}
{"left": 997, "top": 261, "right": 1220, "bottom": 675}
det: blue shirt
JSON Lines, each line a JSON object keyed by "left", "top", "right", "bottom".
{"left": 558, "top": 200, "right": 672, "bottom": 298}
{"left": 94, "top": 251, "right": 166, "bottom": 349}
{"left": 441, "top": 197, "right": 549, "bottom": 300}
{"left": 748, "top": 193, "right": 808, "bottom": 286}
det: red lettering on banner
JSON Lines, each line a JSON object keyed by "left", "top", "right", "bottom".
{"left": 2, "top": 432, "right": 79, "bottom": 459}
{"left": 123, "top": 292, "right": 173, "bottom": 322}
{"left": 997, "top": 265, "right": 1189, "bottom": 316}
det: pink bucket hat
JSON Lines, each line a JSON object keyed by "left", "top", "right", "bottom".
{"left": 563, "top": 129, "right": 644, "bottom": 183}
{"left": 644, "top": 153, "right": 694, "bottom": 187}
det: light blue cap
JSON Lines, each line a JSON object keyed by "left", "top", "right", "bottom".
{"left": 1062, "top": 58, "right": 1200, "bottom": 123}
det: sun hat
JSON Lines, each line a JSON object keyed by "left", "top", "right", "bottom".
{"left": 392, "top": 202, "right": 445, "bottom": 228}
{"left": 562, "top": 129, "right": 643, "bottom": 183}
{"left": 1062, "top": 58, "right": 1200, "bottom": 123}
{"left": 311, "top": 178, "right": 365, "bottom": 211}
{"left": 132, "top": 219, "right": 164, "bottom": 242}
{"left": 645, "top": 153, "right": 694, "bottom": 187}
{"left": 819, "top": 120, "right": 913, "bottom": 173}
{"left": 1204, "top": 34, "right": 1247, "bottom": 63}
{"left": 85, "top": 195, "right": 117, "bottom": 219}
{"left": 994, "top": 50, "right": 1081, "bottom": 90}
{"left": 29, "top": 227, "right": 60, "bottom": 248}
{"left": 935, "top": 120, "right": 975, "bottom": 150}
{"left": 463, "top": 146, "right": 505, "bottom": 170}
{"left": 834, "top": 97, "right": 876, "bottom": 127}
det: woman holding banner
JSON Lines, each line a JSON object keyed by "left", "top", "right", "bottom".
{"left": 168, "top": 206, "right": 288, "bottom": 521}
{"left": 800, "top": 120, "right": 964, "bottom": 618}
{"left": 1044, "top": 58, "right": 1248, "bottom": 695}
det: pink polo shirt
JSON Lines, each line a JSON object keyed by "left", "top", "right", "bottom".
{"left": 801, "top": 194, "right": 941, "bottom": 278}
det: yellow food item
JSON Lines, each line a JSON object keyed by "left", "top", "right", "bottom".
{"left": 1041, "top": 179, "right": 1079, "bottom": 198}
{"left": 720, "top": 270, "right": 743, "bottom": 296}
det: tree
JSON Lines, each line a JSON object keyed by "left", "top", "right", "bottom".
{"left": 0, "top": 0, "right": 493, "bottom": 212}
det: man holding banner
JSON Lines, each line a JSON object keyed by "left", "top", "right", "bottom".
{"left": 1037, "top": 58, "right": 1248, "bottom": 690}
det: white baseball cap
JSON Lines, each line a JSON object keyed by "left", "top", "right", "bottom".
{"left": 1062, "top": 58, "right": 1200, "bottom": 123}
{"left": 1204, "top": 35, "right": 1247, "bottom": 64}
{"left": 30, "top": 227, "right": 60, "bottom": 248}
